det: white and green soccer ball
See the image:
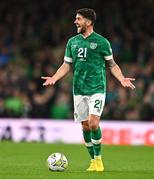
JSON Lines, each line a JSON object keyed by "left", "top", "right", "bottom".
{"left": 47, "top": 153, "right": 68, "bottom": 171}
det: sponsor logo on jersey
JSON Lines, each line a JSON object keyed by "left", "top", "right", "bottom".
{"left": 79, "top": 58, "right": 86, "bottom": 61}
{"left": 90, "top": 42, "right": 97, "bottom": 49}
{"left": 72, "top": 45, "right": 77, "bottom": 48}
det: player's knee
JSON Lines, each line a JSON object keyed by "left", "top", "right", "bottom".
{"left": 89, "top": 116, "right": 99, "bottom": 131}
{"left": 89, "top": 121, "right": 98, "bottom": 130}
{"left": 81, "top": 121, "right": 90, "bottom": 131}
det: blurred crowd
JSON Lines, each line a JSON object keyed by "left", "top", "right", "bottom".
{"left": 0, "top": 0, "right": 153, "bottom": 121}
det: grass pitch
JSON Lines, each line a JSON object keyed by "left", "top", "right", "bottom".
{"left": 0, "top": 142, "right": 154, "bottom": 179}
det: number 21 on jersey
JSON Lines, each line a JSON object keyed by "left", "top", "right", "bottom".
{"left": 77, "top": 48, "right": 87, "bottom": 58}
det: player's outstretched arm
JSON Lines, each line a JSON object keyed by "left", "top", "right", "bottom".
{"left": 41, "top": 62, "right": 71, "bottom": 86}
{"left": 106, "top": 59, "right": 136, "bottom": 89}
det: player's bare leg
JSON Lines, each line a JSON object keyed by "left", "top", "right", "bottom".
{"left": 89, "top": 114, "right": 104, "bottom": 172}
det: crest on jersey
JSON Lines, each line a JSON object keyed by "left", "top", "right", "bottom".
{"left": 90, "top": 42, "right": 97, "bottom": 49}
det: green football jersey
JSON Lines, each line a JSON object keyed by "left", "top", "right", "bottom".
{"left": 64, "top": 32, "right": 113, "bottom": 95}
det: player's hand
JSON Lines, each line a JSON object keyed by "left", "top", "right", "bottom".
{"left": 41, "top": 76, "right": 56, "bottom": 86}
{"left": 120, "top": 78, "right": 136, "bottom": 89}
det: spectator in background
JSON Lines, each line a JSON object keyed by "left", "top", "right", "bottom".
{"left": 140, "top": 83, "right": 154, "bottom": 121}
{"left": 0, "top": 0, "right": 153, "bottom": 121}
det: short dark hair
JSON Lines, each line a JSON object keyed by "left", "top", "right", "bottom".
{"left": 76, "top": 8, "right": 96, "bottom": 25}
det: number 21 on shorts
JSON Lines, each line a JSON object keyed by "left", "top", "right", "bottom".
{"left": 94, "top": 100, "right": 103, "bottom": 109}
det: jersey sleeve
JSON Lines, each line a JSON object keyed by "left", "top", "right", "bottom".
{"left": 101, "top": 39, "right": 113, "bottom": 60}
{"left": 64, "top": 39, "right": 73, "bottom": 63}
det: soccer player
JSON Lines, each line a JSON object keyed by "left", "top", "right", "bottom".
{"left": 41, "top": 8, "right": 135, "bottom": 172}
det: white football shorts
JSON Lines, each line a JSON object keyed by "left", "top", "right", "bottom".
{"left": 73, "top": 93, "right": 106, "bottom": 122}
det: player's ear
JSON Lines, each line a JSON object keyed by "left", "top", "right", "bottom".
{"left": 86, "top": 19, "right": 92, "bottom": 26}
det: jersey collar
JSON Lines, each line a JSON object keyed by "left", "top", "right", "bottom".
{"left": 80, "top": 31, "right": 95, "bottom": 39}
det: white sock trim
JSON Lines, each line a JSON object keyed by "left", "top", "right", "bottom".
{"left": 94, "top": 155, "right": 102, "bottom": 159}
{"left": 85, "top": 142, "right": 93, "bottom": 147}
{"left": 91, "top": 138, "right": 102, "bottom": 144}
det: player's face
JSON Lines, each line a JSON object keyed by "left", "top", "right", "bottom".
{"left": 74, "top": 14, "right": 88, "bottom": 34}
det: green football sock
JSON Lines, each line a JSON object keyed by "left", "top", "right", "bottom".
{"left": 83, "top": 130, "right": 94, "bottom": 159}
{"left": 91, "top": 126, "right": 102, "bottom": 156}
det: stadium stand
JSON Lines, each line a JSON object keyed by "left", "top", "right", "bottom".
{"left": 0, "top": 0, "right": 153, "bottom": 120}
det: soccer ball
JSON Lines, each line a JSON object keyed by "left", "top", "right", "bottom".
{"left": 47, "top": 153, "right": 68, "bottom": 171}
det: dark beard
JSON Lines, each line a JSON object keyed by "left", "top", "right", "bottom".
{"left": 80, "top": 26, "right": 86, "bottom": 34}
{"left": 77, "top": 26, "right": 86, "bottom": 34}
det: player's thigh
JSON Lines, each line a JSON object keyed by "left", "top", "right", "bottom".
{"left": 89, "top": 93, "right": 106, "bottom": 117}
{"left": 73, "top": 95, "right": 89, "bottom": 122}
